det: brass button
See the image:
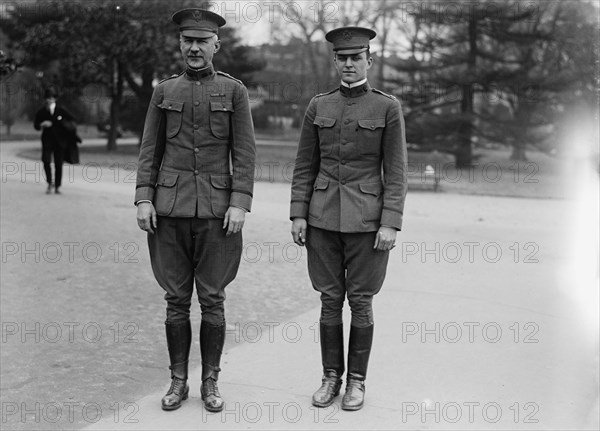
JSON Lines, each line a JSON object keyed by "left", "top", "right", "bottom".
{"left": 194, "top": 170, "right": 199, "bottom": 175}
{"left": 341, "top": 180, "right": 346, "bottom": 185}
{"left": 370, "top": 125, "right": 375, "bottom": 130}
{"left": 194, "top": 148, "right": 199, "bottom": 153}
{"left": 194, "top": 101, "right": 200, "bottom": 106}
{"left": 341, "top": 160, "right": 346, "bottom": 165}
{"left": 193, "top": 124, "right": 199, "bottom": 129}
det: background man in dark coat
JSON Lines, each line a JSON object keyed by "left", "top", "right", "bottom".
{"left": 135, "top": 9, "right": 256, "bottom": 412}
{"left": 290, "top": 26, "right": 408, "bottom": 411}
{"left": 33, "top": 87, "right": 77, "bottom": 194}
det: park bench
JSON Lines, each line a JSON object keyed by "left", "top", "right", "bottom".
{"left": 407, "top": 162, "right": 440, "bottom": 191}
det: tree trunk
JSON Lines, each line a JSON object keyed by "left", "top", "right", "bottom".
{"left": 455, "top": 13, "right": 478, "bottom": 168}
{"left": 510, "top": 144, "right": 528, "bottom": 161}
{"left": 107, "top": 97, "right": 119, "bottom": 151}
{"left": 107, "top": 58, "right": 124, "bottom": 151}
{"left": 509, "top": 103, "right": 531, "bottom": 161}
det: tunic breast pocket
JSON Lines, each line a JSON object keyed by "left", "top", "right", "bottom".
{"left": 357, "top": 118, "right": 385, "bottom": 156}
{"left": 158, "top": 100, "right": 184, "bottom": 138}
{"left": 313, "top": 116, "right": 336, "bottom": 155}
{"left": 210, "top": 101, "right": 234, "bottom": 140}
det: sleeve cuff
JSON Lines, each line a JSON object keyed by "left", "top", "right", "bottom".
{"left": 134, "top": 187, "right": 155, "bottom": 205}
{"left": 380, "top": 210, "right": 403, "bottom": 230}
{"left": 230, "top": 192, "right": 252, "bottom": 212}
{"left": 290, "top": 201, "right": 309, "bottom": 221}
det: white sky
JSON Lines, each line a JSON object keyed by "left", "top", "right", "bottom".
{"left": 206, "top": 1, "right": 352, "bottom": 46}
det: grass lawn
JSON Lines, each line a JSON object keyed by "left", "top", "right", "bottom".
{"left": 5, "top": 120, "right": 568, "bottom": 199}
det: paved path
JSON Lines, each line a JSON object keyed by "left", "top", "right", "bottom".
{"left": 1, "top": 140, "right": 598, "bottom": 430}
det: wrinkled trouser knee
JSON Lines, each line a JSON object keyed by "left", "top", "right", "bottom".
{"left": 147, "top": 217, "right": 242, "bottom": 323}
{"left": 306, "top": 226, "right": 389, "bottom": 327}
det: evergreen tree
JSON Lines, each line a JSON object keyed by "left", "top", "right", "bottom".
{"left": 392, "top": 0, "right": 597, "bottom": 166}
{"left": 0, "top": 0, "right": 264, "bottom": 149}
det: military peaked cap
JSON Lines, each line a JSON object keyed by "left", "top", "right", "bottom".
{"left": 172, "top": 8, "right": 226, "bottom": 38}
{"left": 325, "top": 26, "right": 376, "bottom": 55}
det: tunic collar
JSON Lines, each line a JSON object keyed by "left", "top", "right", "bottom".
{"left": 339, "top": 81, "right": 371, "bottom": 98}
{"left": 185, "top": 64, "right": 214, "bottom": 81}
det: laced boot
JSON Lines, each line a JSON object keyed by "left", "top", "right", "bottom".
{"left": 200, "top": 321, "right": 226, "bottom": 412}
{"left": 341, "top": 324, "right": 374, "bottom": 411}
{"left": 161, "top": 320, "right": 191, "bottom": 411}
{"left": 312, "top": 323, "right": 344, "bottom": 407}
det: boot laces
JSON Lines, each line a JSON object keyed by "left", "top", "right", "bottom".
{"left": 170, "top": 377, "right": 186, "bottom": 394}
{"left": 203, "top": 378, "right": 221, "bottom": 397}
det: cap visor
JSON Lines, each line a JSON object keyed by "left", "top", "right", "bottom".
{"left": 181, "top": 29, "right": 216, "bottom": 38}
{"left": 335, "top": 47, "right": 368, "bottom": 55}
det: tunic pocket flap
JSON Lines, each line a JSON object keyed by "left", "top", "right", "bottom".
{"left": 158, "top": 99, "right": 184, "bottom": 112}
{"left": 210, "top": 101, "right": 234, "bottom": 112}
{"left": 210, "top": 174, "right": 233, "bottom": 189}
{"left": 313, "top": 178, "right": 329, "bottom": 191}
{"left": 314, "top": 116, "right": 336, "bottom": 128}
{"left": 156, "top": 171, "right": 179, "bottom": 187}
{"left": 358, "top": 118, "right": 385, "bottom": 130}
{"left": 359, "top": 182, "right": 383, "bottom": 196}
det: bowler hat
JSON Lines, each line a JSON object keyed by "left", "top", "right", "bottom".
{"left": 44, "top": 87, "right": 58, "bottom": 99}
{"left": 172, "top": 8, "right": 226, "bottom": 38}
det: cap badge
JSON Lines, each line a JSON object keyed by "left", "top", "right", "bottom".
{"left": 192, "top": 10, "right": 203, "bottom": 22}
{"left": 342, "top": 30, "right": 352, "bottom": 41}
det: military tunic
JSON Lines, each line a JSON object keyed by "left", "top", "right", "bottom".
{"left": 135, "top": 65, "right": 256, "bottom": 324}
{"left": 136, "top": 66, "right": 255, "bottom": 217}
{"left": 290, "top": 82, "right": 407, "bottom": 232}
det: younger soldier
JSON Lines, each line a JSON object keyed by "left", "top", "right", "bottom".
{"left": 290, "top": 26, "right": 408, "bottom": 411}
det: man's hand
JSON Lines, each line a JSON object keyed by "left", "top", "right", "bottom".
{"left": 40, "top": 120, "right": 53, "bottom": 128}
{"left": 223, "top": 206, "right": 246, "bottom": 236}
{"left": 137, "top": 202, "right": 157, "bottom": 234}
{"left": 291, "top": 218, "right": 307, "bottom": 246}
{"left": 373, "top": 226, "right": 397, "bottom": 251}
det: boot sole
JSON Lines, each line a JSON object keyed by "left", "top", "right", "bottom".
{"left": 341, "top": 402, "right": 363, "bottom": 411}
{"left": 312, "top": 399, "right": 336, "bottom": 408}
{"left": 203, "top": 404, "right": 224, "bottom": 413}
